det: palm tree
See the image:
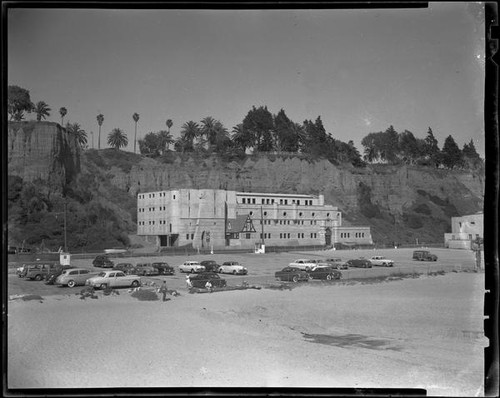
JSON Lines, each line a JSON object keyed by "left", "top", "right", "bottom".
{"left": 66, "top": 122, "right": 88, "bottom": 148}
{"left": 166, "top": 119, "right": 173, "bottom": 133}
{"left": 200, "top": 116, "right": 217, "bottom": 147}
{"left": 107, "top": 128, "right": 128, "bottom": 150}
{"left": 157, "top": 130, "right": 175, "bottom": 153}
{"left": 34, "top": 101, "right": 51, "bottom": 121}
{"left": 96, "top": 113, "right": 104, "bottom": 149}
{"left": 59, "top": 107, "right": 67, "bottom": 125}
{"left": 133, "top": 112, "right": 140, "bottom": 154}
{"left": 179, "top": 121, "right": 200, "bottom": 152}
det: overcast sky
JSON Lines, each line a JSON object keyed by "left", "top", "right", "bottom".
{"left": 8, "top": 3, "right": 486, "bottom": 156}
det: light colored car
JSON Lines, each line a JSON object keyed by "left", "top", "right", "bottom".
{"left": 55, "top": 268, "right": 97, "bottom": 287}
{"left": 288, "top": 259, "right": 318, "bottom": 271}
{"left": 179, "top": 261, "right": 205, "bottom": 273}
{"left": 322, "top": 258, "right": 349, "bottom": 270}
{"left": 218, "top": 261, "right": 248, "bottom": 275}
{"left": 86, "top": 270, "right": 142, "bottom": 289}
{"left": 369, "top": 256, "right": 394, "bottom": 267}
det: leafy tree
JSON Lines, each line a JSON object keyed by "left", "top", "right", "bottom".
{"left": 59, "top": 107, "right": 67, "bottom": 125}
{"left": 242, "top": 106, "right": 275, "bottom": 151}
{"left": 423, "top": 127, "right": 441, "bottom": 167}
{"left": 462, "top": 139, "right": 483, "bottom": 169}
{"left": 361, "top": 126, "right": 400, "bottom": 164}
{"left": 274, "top": 109, "right": 299, "bottom": 152}
{"left": 8, "top": 85, "right": 34, "bottom": 121}
{"left": 66, "top": 122, "right": 88, "bottom": 148}
{"left": 302, "top": 116, "right": 329, "bottom": 156}
{"left": 132, "top": 112, "right": 140, "bottom": 154}
{"left": 107, "top": 128, "right": 128, "bottom": 150}
{"left": 231, "top": 123, "right": 253, "bottom": 152}
{"left": 441, "top": 135, "right": 463, "bottom": 169}
{"left": 399, "top": 130, "right": 420, "bottom": 164}
{"left": 96, "top": 113, "right": 104, "bottom": 150}
{"left": 34, "top": 101, "right": 51, "bottom": 121}
{"left": 139, "top": 132, "right": 162, "bottom": 157}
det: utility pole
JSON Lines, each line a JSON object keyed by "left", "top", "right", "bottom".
{"left": 261, "top": 206, "right": 265, "bottom": 246}
{"left": 64, "top": 200, "right": 68, "bottom": 252}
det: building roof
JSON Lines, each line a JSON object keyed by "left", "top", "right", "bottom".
{"left": 226, "top": 214, "right": 256, "bottom": 233}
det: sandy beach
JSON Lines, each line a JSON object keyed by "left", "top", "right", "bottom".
{"left": 7, "top": 271, "right": 486, "bottom": 395}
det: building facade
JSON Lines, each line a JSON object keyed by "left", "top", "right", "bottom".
{"left": 137, "top": 189, "right": 372, "bottom": 250}
{"left": 444, "top": 212, "right": 483, "bottom": 249}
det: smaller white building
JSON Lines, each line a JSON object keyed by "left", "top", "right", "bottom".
{"left": 444, "top": 212, "right": 483, "bottom": 249}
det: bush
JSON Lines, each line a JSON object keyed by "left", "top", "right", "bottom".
{"left": 131, "top": 289, "right": 159, "bottom": 301}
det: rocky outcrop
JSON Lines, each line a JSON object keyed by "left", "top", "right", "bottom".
{"left": 8, "top": 121, "right": 80, "bottom": 191}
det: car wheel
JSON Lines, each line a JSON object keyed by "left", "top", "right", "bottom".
{"left": 233, "top": 270, "right": 237, "bottom": 275}
{"left": 100, "top": 283, "right": 108, "bottom": 290}
{"left": 292, "top": 275, "right": 299, "bottom": 283}
{"left": 34, "top": 274, "right": 42, "bottom": 281}
{"left": 67, "top": 280, "right": 76, "bottom": 288}
{"left": 326, "top": 274, "right": 332, "bottom": 281}
{"left": 131, "top": 280, "right": 139, "bottom": 287}
{"left": 191, "top": 269, "right": 195, "bottom": 273}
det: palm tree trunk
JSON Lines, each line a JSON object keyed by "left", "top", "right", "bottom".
{"left": 134, "top": 122, "right": 137, "bottom": 153}
{"left": 98, "top": 126, "right": 101, "bottom": 150}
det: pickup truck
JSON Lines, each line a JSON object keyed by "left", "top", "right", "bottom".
{"left": 288, "top": 259, "right": 318, "bottom": 272}
{"left": 369, "top": 256, "right": 394, "bottom": 267}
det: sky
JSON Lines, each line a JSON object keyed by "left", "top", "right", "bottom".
{"left": 7, "top": 3, "right": 486, "bottom": 157}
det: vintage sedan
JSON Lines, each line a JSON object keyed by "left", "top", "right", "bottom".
{"left": 92, "top": 255, "right": 114, "bottom": 268}
{"left": 369, "top": 256, "right": 394, "bottom": 267}
{"left": 132, "top": 263, "right": 159, "bottom": 276}
{"left": 275, "top": 266, "right": 310, "bottom": 282}
{"left": 200, "top": 260, "right": 220, "bottom": 273}
{"left": 288, "top": 259, "right": 318, "bottom": 272}
{"left": 45, "top": 265, "right": 76, "bottom": 285}
{"left": 218, "top": 261, "right": 248, "bottom": 275}
{"left": 55, "top": 268, "right": 97, "bottom": 287}
{"left": 346, "top": 258, "right": 373, "bottom": 268}
{"left": 113, "top": 262, "right": 136, "bottom": 274}
{"left": 309, "top": 266, "right": 342, "bottom": 281}
{"left": 188, "top": 272, "right": 227, "bottom": 288}
{"left": 152, "top": 262, "right": 175, "bottom": 275}
{"left": 179, "top": 261, "right": 205, "bottom": 273}
{"left": 86, "top": 270, "right": 142, "bottom": 289}
{"left": 322, "top": 257, "right": 349, "bottom": 270}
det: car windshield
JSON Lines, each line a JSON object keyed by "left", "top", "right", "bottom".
{"left": 98, "top": 272, "right": 107, "bottom": 277}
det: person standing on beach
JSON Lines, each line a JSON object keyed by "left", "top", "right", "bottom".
{"left": 186, "top": 275, "right": 192, "bottom": 289}
{"left": 159, "top": 281, "right": 169, "bottom": 302}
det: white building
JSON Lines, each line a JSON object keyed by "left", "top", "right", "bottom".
{"left": 444, "top": 212, "right": 483, "bottom": 249}
{"left": 137, "top": 188, "right": 372, "bottom": 250}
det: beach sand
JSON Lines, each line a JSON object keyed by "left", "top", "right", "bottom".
{"left": 7, "top": 272, "right": 486, "bottom": 395}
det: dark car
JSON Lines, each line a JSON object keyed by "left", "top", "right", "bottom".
{"left": 152, "top": 262, "right": 175, "bottom": 275}
{"left": 113, "top": 262, "right": 136, "bottom": 274}
{"left": 21, "top": 262, "right": 60, "bottom": 281}
{"left": 200, "top": 260, "right": 220, "bottom": 273}
{"left": 275, "top": 266, "right": 310, "bottom": 282}
{"left": 45, "top": 265, "right": 76, "bottom": 285}
{"left": 189, "top": 272, "right": 227, "bottom": 288}
{"left": 93, "top": 255, "right": 114, "bottom": 268}
{"left": 132, "top": 263, "right": 159, "bottom": 276}
{"left": 309, "top": 266, "right": 342, "bottom": 281}
{"left": 346, "top": 258, "right": 372, "bottom": 268}
{"left": 412, "top": 250, "right": 438, "bottom": 261}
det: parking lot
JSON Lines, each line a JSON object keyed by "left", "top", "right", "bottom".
{"left": 8, "top": 247, "right": 478, "bottom": 298}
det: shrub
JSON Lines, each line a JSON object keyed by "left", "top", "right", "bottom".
{"left": 131, "top": 289, "right": 159, "bottom": 301}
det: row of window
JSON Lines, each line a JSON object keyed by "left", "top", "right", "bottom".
{"left": 241, "top": 197, "right": 315, "bottom": 206}
{"left": 340, "top": 232, "right": 366, "bottom": 238}
{"left": 138, "top": 192, "right": 176, "bottom": 199}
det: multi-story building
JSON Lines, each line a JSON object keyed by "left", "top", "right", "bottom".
{"left": 444, "top": 212, "right": 483, "bottom": 249}
{"left": 137, "top": 188, "right": 372, "bottom": 250}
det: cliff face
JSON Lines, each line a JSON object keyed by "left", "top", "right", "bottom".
{"left": 7, "top": 122, "right": 485, "bottom": 246}
{"left": 8, "top": 121, "right": 80, "bottom": 191}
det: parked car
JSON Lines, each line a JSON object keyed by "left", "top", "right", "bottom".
{"left": 113, "top": 262, "right": 136, "bottom": 274}
{"left": 152, "top": 262, "right": 175, "bottom": 275}
{"left": 369, "top": 256, "right": 394, "bottom": 267}
{"left": 200, "top": 260, "right": 220, "bottom": 273}
{"left": 346, "top": 258, "right": 372, "bottom": 268}
{"left": 86, "top": 270, "right": 142, "bottom": 289}
{"left": 20, "top": 262, "right": 60, "bottom": 281}
{"left": 55, "top": 268, "right": 97, "bottom": 287}
{"left": 275, "top": 266, "right": 310, "bottom": 282}
{"left": 179, "top": 261, "right": 205, "bottom": 273}
{"left": 413, "top": 250, "right": 438, "bottom": 261}
{"left": 321, "top": 258, "right": 348, "bottom": 270}
{"left": 132, "top": 263, "right": 159, "bottom": 276}
{"left": 188, "top": 272, "right": 227, "bottom": 288}
{"left": 218, "top": 261, "right": 248, "bottom": 275}
{"left": 45, "top": 265, "right": 77, "bottom": 285}
{"left": 309, "top": 266, "right": 342, "bottom": 281}
{"left": 288, "top": 259, "right": 318, "bottom": 271}
{"left": 92, "top": 255, "right": 114, "bottom": 268}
